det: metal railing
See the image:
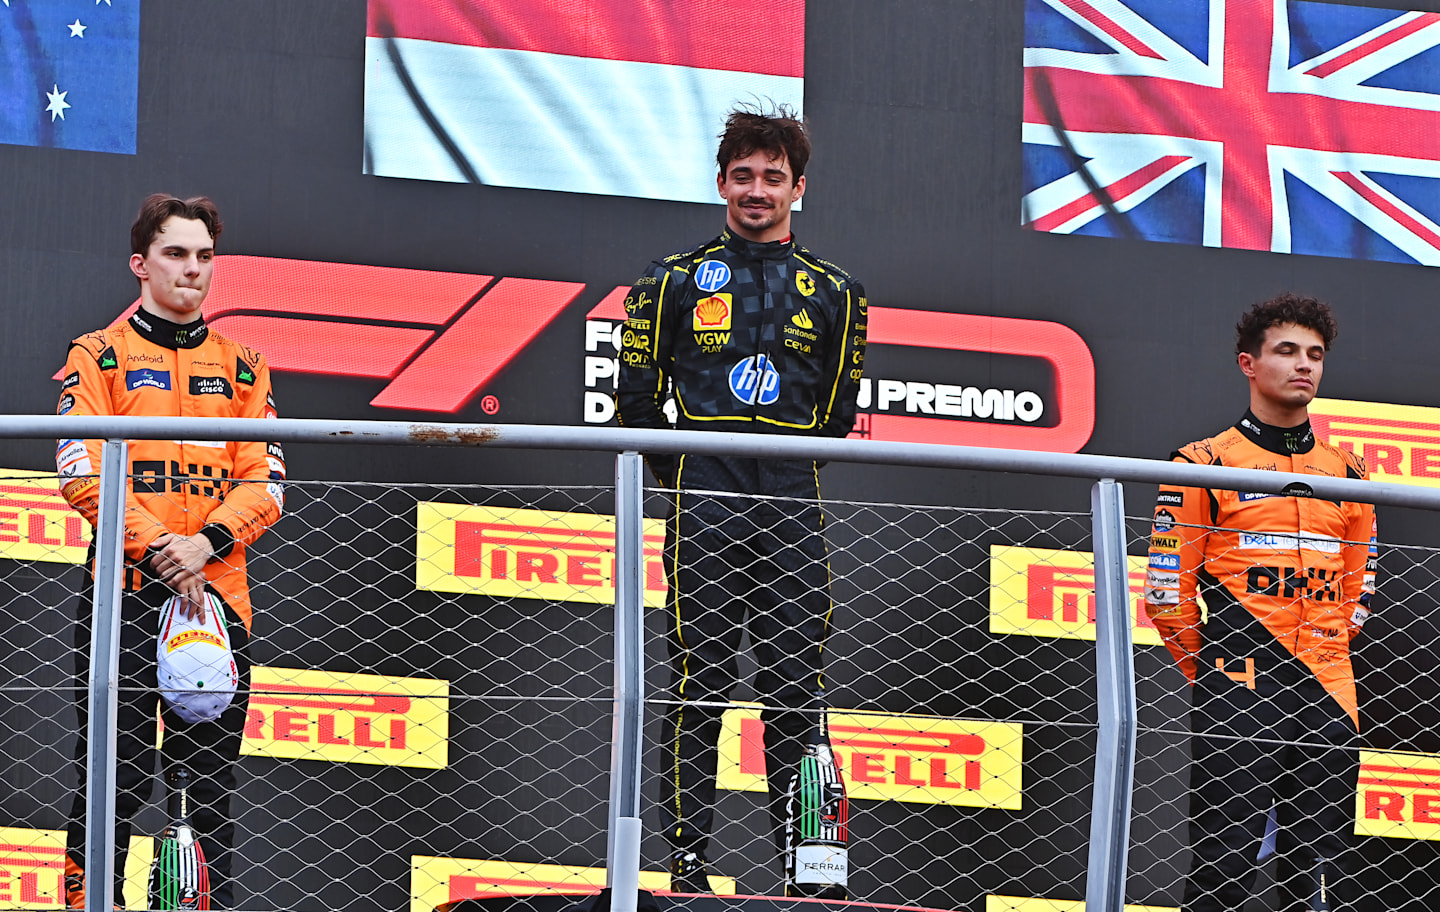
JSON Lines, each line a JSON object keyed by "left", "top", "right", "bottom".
{"left": 3, "top": 416, "right": 1437, "bottom": 912}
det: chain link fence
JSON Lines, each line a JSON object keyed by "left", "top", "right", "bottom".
{"left": 1, "top": 420, "right": 1438, "bottom": 912}
{"left": 1125, "top": 508, "right": 1440, "bottom": 912}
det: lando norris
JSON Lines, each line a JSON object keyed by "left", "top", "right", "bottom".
{"left": 1144, "top": 295, "right": 1377, "bottom": 912}
{"left": 615, "top": 105, "right": 866, "bottom": 896}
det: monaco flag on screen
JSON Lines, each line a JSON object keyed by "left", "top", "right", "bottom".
{"left": 363, "top": 0, "right": 805, "bottom": 204}
{"left": 1023, "top": 0, "right": 1440, "bottom": 267}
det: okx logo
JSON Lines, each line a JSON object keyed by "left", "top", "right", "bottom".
{"left": 81, "top": 257, "right": 583, "bottom": 413}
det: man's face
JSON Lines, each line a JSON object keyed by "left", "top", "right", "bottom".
{"left": 717, "top": 150, "right": 805, "bottom": 243}
{"left": 1240, "top": 322, "right": 1326, "bottom": 412}
{"left": 130, "top": 216, "right": 215, "bottom": 324}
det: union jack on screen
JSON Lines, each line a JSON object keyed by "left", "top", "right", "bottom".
{"left": 1022, "top": 0, "right": 1440, "bottom": 266}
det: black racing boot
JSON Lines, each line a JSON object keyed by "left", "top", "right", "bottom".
{"left": 668, "top": 850, "right": 712, "bottom": 894}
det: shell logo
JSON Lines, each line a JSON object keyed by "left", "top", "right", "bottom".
{"left": 693, "top": 293, "right": 732, "bottom": 331}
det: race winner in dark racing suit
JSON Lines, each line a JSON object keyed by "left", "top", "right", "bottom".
{"left": 1144, "top": 297, "right": 1376, "bottom": 912}
{"left": 616, "top": 224, "right": 866, "bottom": 887}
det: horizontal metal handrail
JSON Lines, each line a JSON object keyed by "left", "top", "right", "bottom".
{"left": 6, "top": 415, "right": 1431, "bottom": 509}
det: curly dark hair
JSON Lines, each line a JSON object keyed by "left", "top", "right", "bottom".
{"left": 130, "top": 193, "right": 222, "bottom": 256}
{"left": 1235, "top": 293, "right": 1338, "bottom": 356}
{"left": 716, "top": 102, "right": 810, "bottom": 183}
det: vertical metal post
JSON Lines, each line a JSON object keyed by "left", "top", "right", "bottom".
{"left": 85, "top": 439, "right": 127, "bottom": 912}
{"left": 1086, "top": 479, "right": 1137, "bottom": 912}
{"left": 607, "top": 451, "right": 645, "bottom": 912}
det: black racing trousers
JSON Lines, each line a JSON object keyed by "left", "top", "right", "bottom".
{"left": 659, "top": 488, "right": 835, "bottom": 859}
{"left": 67, "top": 577, "right": 251, "bottom": 909}
{"left": 1183, "top": 642, "right": 1360, "bottom": 912}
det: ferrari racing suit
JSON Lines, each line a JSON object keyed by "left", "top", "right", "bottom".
{"left": 58, "top": 309, "right": 285, "bottom": 908}
{"left": 615, "top": 228, "right": 866, "bottom": 860}
{"left": 1143, "top": 411, "right": 1376, "bottom": 912}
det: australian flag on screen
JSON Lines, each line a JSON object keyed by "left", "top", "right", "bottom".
{"left": 0, "top": 0, "right": 140, "bottom": 154}
{"left": 1023, "top": 0, "right": 1440, "bottom": 267}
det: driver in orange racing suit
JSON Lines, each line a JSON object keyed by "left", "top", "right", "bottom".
{"left": 58, "top": 194, "right": 283, "bottom": 910}
{"left": 1144, "top": 294, "right": 1376, "bottom": 912}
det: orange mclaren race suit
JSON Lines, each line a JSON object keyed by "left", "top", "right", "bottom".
{"left": 57, "top": 309, "right": 284, "bottom": 909}
{"left": 614, "top": 228, "right": 866, "bottom": 865}
{"left": 1143, "top": 411, "right": 1376, "bottom": 912}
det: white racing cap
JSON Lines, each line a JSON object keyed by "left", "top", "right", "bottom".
{"left": 156, "top": 593, "right": 238, "bottom": 723}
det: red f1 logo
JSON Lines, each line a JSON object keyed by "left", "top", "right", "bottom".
{"left": 78, "top": 256, "right": 583, "bottom": 412}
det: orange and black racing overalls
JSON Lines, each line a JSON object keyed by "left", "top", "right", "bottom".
{"left": 1144, "top": 410, "right": 1375, "bottom": 912}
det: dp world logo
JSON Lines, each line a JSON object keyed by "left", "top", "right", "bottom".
{"left": 728, "top": 354, "right": 781, "bottom": 406}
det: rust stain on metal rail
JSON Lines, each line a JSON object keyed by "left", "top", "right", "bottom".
{"left": 407, "top": 425, "right": 501, "bottom": 445}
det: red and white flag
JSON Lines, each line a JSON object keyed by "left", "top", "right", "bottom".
{"left": 363, "top": 0, "right": 805, "bottom": 203}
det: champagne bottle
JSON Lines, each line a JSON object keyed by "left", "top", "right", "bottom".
{"left": 148, "top": 768, "right": 211, "bottom": 910}
{"left": 784, "top": 727, "right": 849, "bottom": 899}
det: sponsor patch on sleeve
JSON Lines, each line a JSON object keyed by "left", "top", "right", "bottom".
{"left": 57, "top": 440, "right": 92, "bottom": 478}
{"left": 1145, "top": 569, "right": 1181, "bottom": 608}
{"left": 1149, "top": 533, "right": 1180, "bottom": 552}
{"left": 1148, "top": 552, "right": 1180, "bottom": 571}
{"left": 1156, "top": 490, "right": 1183, "bottom": 507}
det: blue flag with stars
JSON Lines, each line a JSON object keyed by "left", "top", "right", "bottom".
{"left": 0, "top": 0, "right": 140, "bottom": 154}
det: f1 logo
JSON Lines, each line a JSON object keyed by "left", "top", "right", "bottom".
{"left": 73, "top": 256, "right": 584, "bottom": 412}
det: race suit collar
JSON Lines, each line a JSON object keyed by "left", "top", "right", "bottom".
{"left": 129, "top": 309, "right": 210, "bottom": 350}
{"left": 721, "top": 227, "right": 795, "bottom": 261}
{"left": 1235, "top": 409, "right": 1315, "bottom": 455}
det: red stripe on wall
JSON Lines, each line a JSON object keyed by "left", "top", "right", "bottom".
{"left": 367, "top": 0, "right": 805, "bottom": 78}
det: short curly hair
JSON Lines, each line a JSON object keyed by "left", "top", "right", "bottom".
{"left": 1235, "top": 293, "right": 1338, "bottom": 356}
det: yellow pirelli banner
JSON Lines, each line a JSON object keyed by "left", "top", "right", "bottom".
{"left": 416, "top": 503, "right": 667, "bottom": 606}
{"left": 410, "top": 856, "right": 736, "bottom": 912}
{"left": 0, "top": 470, "right": 89, "bottom": 564}
{"left": 987, "top": 896, "right": 1174, "bottom": 912}
{"left": 989, "top": 545, "right": 1162, "bottom": 646}
{"left": 241, "top": 667, "right": 449, "bottom": 769}
{"left": 1312, "top": 397, "right": 1440, "bottom": 488}
{"left": 716, "top": 706, "right": 1023, "bottom": 810}
{"left": 1356, "top": 750, "right": 1440, "bottom": 841}
{"left": 0, "top": 828, "right": 151, "bottom": 910}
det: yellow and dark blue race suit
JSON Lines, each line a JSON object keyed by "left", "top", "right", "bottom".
{"left": 615, "top": 228, "right": 866, "bottom": 856}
